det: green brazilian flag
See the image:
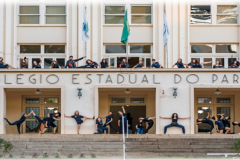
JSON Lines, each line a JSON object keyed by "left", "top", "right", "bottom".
{"left": 121, "top": 11, "right": 130, "bottom": 44}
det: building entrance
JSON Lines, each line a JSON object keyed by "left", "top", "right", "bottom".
{"left": 110, "top": 105, "right": 146, "bottom": 134}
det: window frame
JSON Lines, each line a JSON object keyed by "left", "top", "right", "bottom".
{"left": 190, "top": 5, "right": 212, "bottom": 25}
{"left": 18, "top": 5, "right": 40, "bottom": 25}
{"left": 104, "top": 5, "right": 126, "bottom": 25}
{"left": 216, "top": 5, "right": 238, "bottom": 24}
{"left": 130, "top": 5, "right": 152, "bottom": 24}
{"left": 45, "top": 5, "right": 67, "bottom": 25}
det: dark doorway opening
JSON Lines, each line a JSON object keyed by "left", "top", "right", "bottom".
{"left": 117, "top": 57, "right": 139, "bottom": 68}
{"left": 110, "top": 105, "right": 146, "bottom": 134}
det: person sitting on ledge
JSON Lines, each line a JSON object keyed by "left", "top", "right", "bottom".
{"left": 99, "top": 58, "right": 109, "bottom": 68}
{"left": 151, "top": 59, "right": 163, "bottom": 68}
{"left": 78, "top": 59, "right": 98, "bottom": 68}
{"left": 65, "top": 56, "right": 86, "bottom": 68}
{"left": 21, "top": 57, "right": 28, "bottom": 69}
{"left": 32, "top": 59, "right": 42, "bottom": 69}
{"left": 196, "top": 112, "right": 214, "bottom": 134}
{"left": 117, "top": 57, "right": 129, "bottom": 68}
{"left": 160, "top": 113, "right": 189, "bottom": 134}
{"left": 133, "top": 60, "right": 145, "bottom": 68}
{"left": 49, "top": 60, "right": 61, "bottom": 68}
{"left": 211, "top": 114, "right": 230, "bottom": 134}
{"left": 188, "top": 58, "right": 202, "bottom": 68}
{"left": 0, "top": 57, "right": 14, "bottom": 69}
{"left": 172, "top": 58, "right": 188, "bottom": 68}
{"left": 230, "top": 55, "right": 239, "bottom": 68}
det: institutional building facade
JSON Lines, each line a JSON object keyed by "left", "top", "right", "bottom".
{"left": 0, "top": 0, "right": 240, "bottom": 134}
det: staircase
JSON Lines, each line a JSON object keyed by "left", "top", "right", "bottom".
{"left": 0, "top": 134, "right": 239, "bottom": 158}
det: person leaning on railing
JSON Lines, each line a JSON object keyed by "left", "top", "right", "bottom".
{"left": 230, "top": 55, "right": 239, "bottom": 68}
{"left": 188, "top": 58, "right": 202, "bottom": 68}
{"left": 133, "top": 60, "right": 145, "bottom": 68}
{"left": 21, "top": 57, "right": 28, "bottom": 69}
{"left": 49, "top": 60, "right": 61, "bottom": 69}
{"left": 32, "top": 59, "right": 42, "bottom": 69}
{"left": 151, "top": 59, "right": 163, "bottom": 68}
{"left": 117, "top": 57, "right": 129, "bottom": 68}
{"left": 0, "top": 57, "right": 15, "bottom": 69}
{"left": 172, "top": 58, "right": 188, "bottom": 68}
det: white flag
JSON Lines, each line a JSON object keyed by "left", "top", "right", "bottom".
{"left": 163, "top": 11, "right": 169, "bottom": 47}
{"left": 82, "top": 7, "right": 89, "bottom": 42}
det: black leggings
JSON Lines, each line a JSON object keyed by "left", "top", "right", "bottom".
{"left": 104, "top": 123, "right": 118, "bottom": 133}
{"left": 94, "top": 127, "right": 108, "bottom": 134}
{"left": 164, "top": 123, "right": 185, "bottom": 134}
{"left": 145, "top": 121, "right": 154, "bottom": 133}
{"left": 5, "top": 119, "right": 22, "bottom": 134}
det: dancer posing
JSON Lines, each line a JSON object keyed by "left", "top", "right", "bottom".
{"left": 41, "top": 112, "right": 61, "bottom": 134}
{"left": 117, "top": 57, "right": 129, "bottom": 68}
{"left": 99, "top": 58, "right": 109, "bottom": 68}
{"left": 196, "top": 112, "right": 214, "bottom": 134}
{"left": 0, "top": 57, "right": 14, "bottom": 69}
{"left": 212, "top": 114, "right": 230, "bottom": 134}
{"left": 64, "top": 111, "right": 95, "bottom": 134}
{"left": 172, "top": 58, "right": 188, "bottom": 68}
{"left": 21, "top": 57, "right": 28, "bottom": 69}
{"left": 32, "top": 111, "right": 50, "bottom": 134}
{"left": 65, "top": 56, "right": 86, "bottom": 68}
{"left": 136, "top": 119, "right": 144, "bottom": 134}
{"left": 4, "top": 111, "right": 33, "bottom": 134}
{"left": 139, "top": 117, "right": 156, "bottom": 134}
{"left": 160, "top": 113, "right": 189, "bottom": 134}
{"left": 94, "top": 117, "right": 108, "bottom": 134}
{"left": 133, "top": 60, "right": 145, "bottom": 68}
{"left": 100, "top": 111, "right": 118, "bottom": 133}
{"left": 151, "top": 59, "right": 163, "bottom": 68}
{"left": 32, "top": 59, "right": 42, "bottom": 68}
{"left": 118, "top": 106, "right": 127, "bottom": 134}
{"left": 188, "top": 59, "right": 202, "bottom": 68}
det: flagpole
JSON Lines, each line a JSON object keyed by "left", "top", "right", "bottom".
{"left": 166, "top": 44, "right": 168, "bottom": 68}
{"left": 85, "top": 7, "right": 87, "bottom": 65}
{"left": 126, "top": 40, "right": 128, "bottom": 63}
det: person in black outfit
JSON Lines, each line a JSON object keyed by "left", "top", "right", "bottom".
{"left": 232, "top": 121, "right": 240, "bottom": 133}
{"left": 41, "top": 112, "right": 61, "bottom": 134}
{"left": 212, "top": 114, "right": 231, "bottom": 134}
{"left": 151, "top": 59, "right": 163, "bottom": 68}
{"left": 4, "top": 111, "right": 33, "bottom": 134}
{"left": 230, "top": 55, "right": 239, "bottom": 68}
{"left": 32, "top": 111, "right": 50, "bottom": 134}
{"left": 64, "top": 111, "right": 95, "bottom": 134}
{"left": 21, "top": 57, "right": 28, "bottom": 69}
{"left": 196, "top": 112, "right": 214, "bottom": 133}
{"left": 99, "top": 58, "right": 109, "bottom": 68}
{"left": 49, "top": 60, "right": 61, "bottom": 68}
{"left": 78, "top": 59, "right": 98, "bottom": 68}
{"left": 136, "top": 119, "right": 144, "bottom": 134}
{"left": 172, "top": 58, "right": 188, "bottom": 68}
{"left": 65, "top": 56, "right": 86, "bottom": 68}
{"left": 139, "top": 116, "right": 155, "bottom": 134}
{"left": 101, "top": 111, "right": 119, "bottom": 133}
{"left": 117, "top": 57, "right": 129, "bottom": 68}
{"left": 94, "top": 117, "right": 108, "bottom": 134}
{"left": 0, "top": 57, "right": 14, "bottom": 69}
{"left": 32, "top": 59, "right": 42, "bottom": 68}
{"left": 133, "top": 60, "right": 145, "bottom": 68}
{"left": 118, "top": 106, "right": 127, "bottom": 134}
{"left": 160, "top": 113, "right": 189, "bottom": 134}
{"left": 188, "top": 59, "right": 202, "bottom": 68}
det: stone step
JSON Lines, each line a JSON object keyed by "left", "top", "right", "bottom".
{"left": 126, "top": 148, "right": 232, "bottom": 153}
{"left": 126, "top": 145, "right": 231, "bottom": 149}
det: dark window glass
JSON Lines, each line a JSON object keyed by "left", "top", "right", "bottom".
{"left": 112, "top": 98, "right": 125, "bottom": 103}
{"left": 26, "top": 121, "right": 40, "bottom": 133}
{"left": 105, "top": 6, "right": 125, "bottom": 14}
{"left": 198, "top": 98, "right": 212, "bottom": 103}
{"left": 56, "top": 58, "right": 65, "bottom": 68}
{"left": 106, "top": 45, "right": 126, "bottom": 53}
{"left": 110, "top": 58, "right": 115, "bottom": 67}
{"left": 217, "top": 107, "right": 230, "bottom": 117}
{"left": 131, "top": 6, "right": 151, "bottom": 14}
{"left": 44, "top": 45, "right": 65, "bottom": 53}
{"left": 26, "top": 107, "right": 39, "bottom": 119}
{"left": 228, "top": 58, "right": 237, "bottom": 68}
{"left": 130, "top": 45, "right": 151, "bottom": 53}
{"left": 44, "top": 98, "right": 59, "bottom": 103}
{"left": 216, "top": 45, "right": 237, "bottom": 53}
{"left": 146, "top": 58, "right": 151, "bottom": 68}
{"left": 190, "top": 15, "right": 211, "bottom": 24}
{"left": 191, "top": 45, "right": 212, "bottom": 53}
{"left": 105, "top": 15, "right": 124, "bottom": 24}
{"left": 203, "top": 58, "right": 212, "bottom": 68}
{"left": 217, "top": 98, "right": 230, "bottom": 103}
{"left": 130, "top": 98, "right": 144, "bottom": 103}
{"left": 20, "top": 45, "right": 41, "bottom": 53}
{"left": 44, "top": 58, "right": 53, "bottom": 68}
{"left": 191, "top": 5, "right": 211, "bottom": 14}
{"left": 26, "top": 98, "right": 39, "bottom": 103}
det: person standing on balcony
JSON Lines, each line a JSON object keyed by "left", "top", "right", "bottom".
{"left": 160, "top": 113, "right": 189, "bottom": 134}
{"left": 188, "top": 59, "right": 202, "bottom": 68}
{"left": 151, "top": 59, "right": 163, "bottom": 68}
{"left": 0, "top": 57, "right": 15, "bottom": 69}
{"left": 32, "top": 59, "right": 42, "bottom": 68}
{"left": 118, "top": 106, "right": 127, "bottom": 134}
{"left": 117, "top": 57, "right": 129, "bottom": 68}
{"left": 139, "top": 117, "right": 155, "bottom": 134}
{"left": 99, "top": 58, "right": 109, "bottom": 68}
{"left": 133, "top": 60, "right": 145, "bottom": 68}
{"left": 49, "top": 60, "right": 61, "bottom": 68}
{"left": 65, "top": 56, "right": 86, "bottom": 68}
{"left": 4, "top": 111, "right": 33, "bottom": 134}
{"left": 230, "top": 55, "right": 239, "bottom": 68}
{"left": 100, "top": 111, "right": 119, "bottom": 134}
{"left": 172, "top": 58, "right": 188, "bottom": 68}
{"left": 21, "top": 57, "right": 28, "bottom": 69}
{"left": 64, "top": 111, "right": 95, "bottom": 134}
{"left": 196, "top": 112, "right": 214, "bottom": 134}
{"left": 94, "top": 117, "right": 108, "bottom": 134}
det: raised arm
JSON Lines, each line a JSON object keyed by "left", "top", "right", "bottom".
{"left": 206, "top": 112, "right": 210, "bottom": 119}
{"left": 39, "top": 59, "right": 42, "bottom": 65}
{"left": 25, "top": 111, "right": 33, "bottom": 118}
{"left": 122, "top": 106, "right": 125, "bottom": 113}
{"left": 64, "top": 114, "right": 72, "bottom": 118}
{"left": 73, "top": 56, "right": 86, "bottom": 62}
{"left": 159, "top": 116, "right": 172, "bottom": 119}
{"left": 106, "top": 118, "right": 113, "bottom": 125}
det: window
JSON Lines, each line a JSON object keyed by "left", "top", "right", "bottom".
{"left": 217, "top": 5, "right": 238, "bottom": 24}
{"left": 131, "top": 6, "right": 151, "bottom": 24}
{"left": 130, "top": 45, "right": 151, "bottom": 53}
{"left": 44, "top": 45, "right": 65, "bottom": 53}
{"left": 44, "top": 58, "right": 53, "bottom": 68}
{"left": 198, "top": 98, "right": 212, "bottom": 103}
{"left": 26, "top": 107, "right": 39, "bottom": 119}
{"left": 56, "top": 58, "right": 65, "bottom": 68}
{"left": 203, "top": 58, "right": 212, "bottom": 68}
{"left": 20, "top": 45, "right": 41, "bottom": 53}
{"left": 46, "top": 6, "right": 66, "bottom": 24}
{"left": 26, "top": 121, "right": 39, "bottom": 133}
{"left": 228, "top": 58, "right": 237, "bottom": 68}
{"left": 112, "top": 98, "right": 125, "bottom": 103}
{"left": 106, "top": 45, "right": 126, "bottom": 53}
{"left": 216, "top": 58, "right": 225, "bottom": 66}
{"left": 216, "top": 44, "right": 237, "bottom": 53}
{"left": 44, "top": 98, "right": 59, "bottom": 103}
{"left": 110, "top": 58, "right": 115, "bottom": 68}
{"left": 191, "top": 45, "right": 212, "bottom": 53}
{"left": 26, "top": 98, "right": 39, "bottom": 103}
{"left": 44, "top": 107, "right": 59, "bottom": 117}
{"left": 130, "top": 98, "right": 144, "bottom": 103}
{"left": 197, "top": 107, "right": 212, "bottom": 133}
{"left": 19, "top": 6, "right": 40, "bottom": 24}
{"left": 190, "top": 5, "right": 211, "bottom": 24}
{"left": 105, "top": 6, "right": 125, "bottom": 24}
{"left": 217, "top": 98, "right": 230, "bottom": 103}
{"left": 217, "top": 107, "right": 230, "bottom": 117}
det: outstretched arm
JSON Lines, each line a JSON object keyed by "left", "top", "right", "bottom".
{"left": 206, "top": 112, "right": 210, "bottom": 119}
{"left": 122, "top": 106, "right": 126, "bottom": 114}
{"left": 159, "top": 116, "right": 172, "bottom": 119}
{"left": 178, "top": 117, "right": 190, "bottom": 119}
{"left": 64, "top": 114, "right": 72, "bottom": 118}
{"left": 148, "top": 117, "right": 156, "bottom": 120}
{"left": 172, "top": 64, "right": 175, "bottom": 68}
{"left": 183, "top": 63, "right": 189, "bottom": 68}
{"left": 73, "top": 56, "right": 86, "bottom": 62}
{"left": 25, "top": 111, "right": 33, "bottom": 118}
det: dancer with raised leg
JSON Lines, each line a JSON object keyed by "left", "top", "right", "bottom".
{"left": 196, "top": 112, "right": 214, "bottom": 134}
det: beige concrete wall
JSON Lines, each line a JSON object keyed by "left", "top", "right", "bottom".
{"left": 17, "top": 27, "right": 66, "bottom": 43}
{"left": 99, "top": 90, "right": 156, "bottom": 134}
{"left": 190, "top": 26, "right": 239, "bottom": 43}
{"left": 6, "top": 90, "right": 60, "bottom": 134}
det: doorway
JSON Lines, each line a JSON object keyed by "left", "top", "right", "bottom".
{"left": 117, "top": 57, "right": 139, "bottom": 68}
{"left": 110, "top": 105, "right": 146, "bottom": 134}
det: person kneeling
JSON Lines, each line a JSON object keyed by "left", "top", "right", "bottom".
{"left": 94, "top": 117, "right": 108, "bottom": 134}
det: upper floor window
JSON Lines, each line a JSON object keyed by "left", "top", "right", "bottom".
{"left": 130, "top": 45, "right": 151, "bottom": 53}
{"left": 217, "top": 5, "right": 238, "bottom": 24}
{"left": 131, "top": 6, "right": 151, "bottom": 24}
{"left": 46, "top": 6, "right": 66, "bottom": 24}
{"left": 20, "top": 45, "right": 41, "bottom": 53}
{"left": 105, "top": 6, "right": 125, "bottom": 24}
{"left": 19, "top": 6, "right": 40, "bottom": 24}
{"left": 191, "top": 44, "right": 212, "bottom": 53}
{"left": 216, "top": 44, "right": 237, "bottom": 53}
{"left": 190, "top": 5, "right": 211, "bottom": 24}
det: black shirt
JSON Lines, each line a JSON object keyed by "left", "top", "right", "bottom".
{"left": 100, "top": 62, "right": 108, "bottom": 68}
{"left": 71, "top": 115, "right": 84, "bottom": 124}
{"left": 106, "top": 115, "right": 113, "bottom": 123}
{"left": 119, "top": 113, "right": 127, "bottom": 123}
{"left": 222, "top": 119, "right": 230, "bottom": 127}
{"left": 136, "top": 122, "right": 143, "bottom": 129}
